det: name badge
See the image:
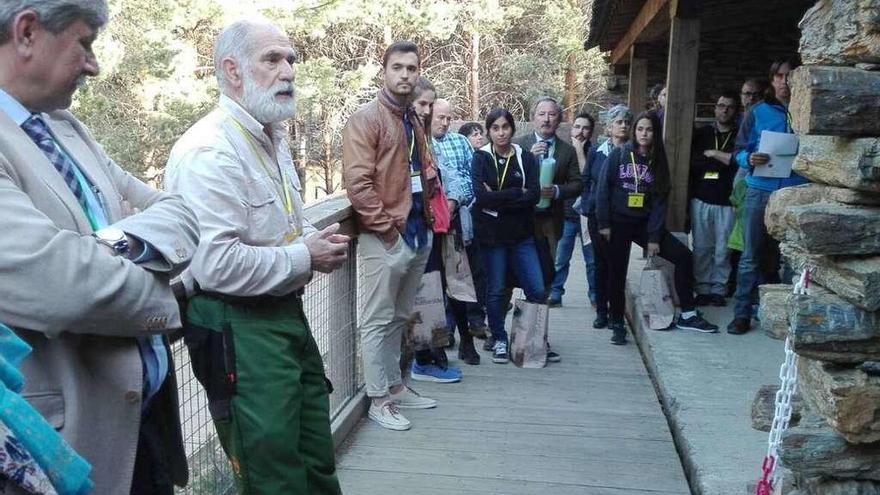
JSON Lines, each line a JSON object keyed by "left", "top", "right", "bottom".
{"left": 410, "top": 173, "right": 423, "bottom": 194}
{"left": 628, "top": 193, "right": 645, "bottom": 209}
{"left": 703, "top": 171, "right": 720, "bottom": 180}
{"left": 482, "top": 209, "right": 499, "bottom": 218}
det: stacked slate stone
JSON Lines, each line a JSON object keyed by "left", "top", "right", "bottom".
{"left": 754, "top": 1, "right": 880, "bottom": 493}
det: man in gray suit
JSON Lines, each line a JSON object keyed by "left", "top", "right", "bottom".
{"left": 0, "top": 1, "right": 199, "bottom": 494}
{"left": 513, "top": 96, "right": 582, "bottom": 362}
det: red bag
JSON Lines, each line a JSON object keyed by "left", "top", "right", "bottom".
{"left": 429, "top": 182, "right": 451, "bottom": 234}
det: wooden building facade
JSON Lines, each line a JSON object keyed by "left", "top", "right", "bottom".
{"left": 584, "top": 0, "right": 814, "bottom": 230}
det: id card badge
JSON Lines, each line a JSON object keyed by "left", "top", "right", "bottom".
{"left": 410, "top": 173, "right": 423, "bottom": 193}
{"left": 627, "top": 193, "right": 645, "bottom": 208}
{"left": 703, "top": 171, "right": 720, "bottom": 180}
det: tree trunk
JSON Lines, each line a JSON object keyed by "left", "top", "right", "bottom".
{"left": 469, "top": 31, "right": 480, "bottom": 120}
{"left": 563, "top": 51, "right": 577, "bottom": 121}
{"left": 321, "top": 107, "right": 335, "bottom": 197}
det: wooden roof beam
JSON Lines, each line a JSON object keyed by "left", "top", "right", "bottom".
{"left": 609, "top": 0, "right": 670, "bottom": 65}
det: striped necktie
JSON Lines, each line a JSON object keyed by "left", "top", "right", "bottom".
{"left": 21, "top": 114, "right": 89, "bottom": 211}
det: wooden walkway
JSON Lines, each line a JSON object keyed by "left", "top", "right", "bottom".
{"left": 336, "top": 261, "right": 691, "bottom": 494}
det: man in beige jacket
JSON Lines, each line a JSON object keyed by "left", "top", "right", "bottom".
{"left": 0, "top": 1, "right": 199, "bottom": 493}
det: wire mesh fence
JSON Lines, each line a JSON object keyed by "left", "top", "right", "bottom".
{"left": 173, "top": 231, "right": 362, "bottom": 495}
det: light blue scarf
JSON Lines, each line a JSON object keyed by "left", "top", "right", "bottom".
{"left": 0, "top": 324, "right": 93, "bottom": 495}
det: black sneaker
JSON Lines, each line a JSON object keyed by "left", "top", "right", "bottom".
{"left": 546, "top": 345, "right": 561, "bottom": 363}
{"left": 492, "top": 341, "right": 509, "bottom": 364}
{"left": 458, "top": 340, "right": 481, "bottom": 365}
{"left": 694, "top": 294, "right": 712, "bottom": 307}
{"left": 610, "top": 321, "right": 627, "bottom": 345}
{"left": 676, "top": 312, "right": 719, "bottom": 333}
{"left": 547, "top": 297, "right": 562, "bottom": 308}
{"left": 482, "top": 336, "right": 496, "bottom": 352}
{"left": 727, "top": 318, "right": 751, "bottom": 335}
{"left": 593, "top": 312, "right": 609, "bottom": 329}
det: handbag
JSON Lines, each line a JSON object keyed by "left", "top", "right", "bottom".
{"left": 429, "top": 182, "right": 451, "bottom": 234}
{"left": 441, "top": 233, "right": 477, "bottom": 303}
{"left": 639, "top": 256, "right": 678, "bottom": 330}
{"left": 509, "top": 299, "right": 549, "bottom": 368}
{"left": 410, "top": 270, "right": 449, "bottom": 350}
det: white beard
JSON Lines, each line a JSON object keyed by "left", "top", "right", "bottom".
{"left": 241, "top": 72, "right": 296, "bottom": 124}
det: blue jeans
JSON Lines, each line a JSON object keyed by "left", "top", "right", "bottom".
{"left": 482, "top": 238, "right": 546, "bottom": 344}
{"left": 549, "top": 218, "right": 596, "bottom": 304}
{"left": 734, "top": 187, "right": 774, "bottom": 319}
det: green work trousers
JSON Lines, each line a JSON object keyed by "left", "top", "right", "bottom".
{"left": 185, "top": 294, "right": 342, "bottom": 495}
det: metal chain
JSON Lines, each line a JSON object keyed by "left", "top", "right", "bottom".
{"left": 756, "top": 268, "right": 810, "bottom": 495}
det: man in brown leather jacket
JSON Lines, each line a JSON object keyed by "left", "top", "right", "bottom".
{"left": 342, "top": 41, "right": 442, "bottom": 431}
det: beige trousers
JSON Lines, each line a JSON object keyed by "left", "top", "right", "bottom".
{"left": 359, "top": 232, "right": 432, "bottom": 398}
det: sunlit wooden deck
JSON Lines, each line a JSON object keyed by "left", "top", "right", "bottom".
{"left": 336, "top": 261, "right": 691, "bottom": 494}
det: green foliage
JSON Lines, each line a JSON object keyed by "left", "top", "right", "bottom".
{"left": 74, "top": 0, "right": 605, "bottom": 196}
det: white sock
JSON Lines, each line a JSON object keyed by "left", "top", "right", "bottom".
{"left": 681, "top": 310, "right": 697, "bottom": 319}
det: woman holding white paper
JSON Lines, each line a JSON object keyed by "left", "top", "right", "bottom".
{"left": 596, "top": 112, "right": 718, "bottom": 345}
{"left": 471, "top": 108, "right": 543, "bottom": 364}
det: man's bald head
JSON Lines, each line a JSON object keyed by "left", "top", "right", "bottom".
{"left": 432, "top": 98, "right": 453, "bottom": 139}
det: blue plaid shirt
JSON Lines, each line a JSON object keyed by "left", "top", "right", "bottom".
{"left": 432, "top": 132, "right": 474, "bottom": 206}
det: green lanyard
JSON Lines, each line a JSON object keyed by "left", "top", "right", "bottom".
{"left": 715, "top": 130, "right": 733, "bottom": 151}
{"left": 231, "top": 119, "right": 294, "bottom": 216}
{"left": 491, "top": 146, "right": 513, "bottom": 190}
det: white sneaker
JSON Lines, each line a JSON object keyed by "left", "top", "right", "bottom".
{"left": 368, "top": 402, "right": 411, "bottom": 431}
{"left": 391, "top": 386, "right": 437, "bottom": 409}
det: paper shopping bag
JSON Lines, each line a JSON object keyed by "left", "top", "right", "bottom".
{"left": 411, "top": 270, "right": 450, "bottom": 350}
{"left": 509, "top": 299, "right": 549, "bottom": 368}
{"left": 638, "top": 256, "right": 677, "bottom": 330}
{"left": 441, "top": 234, "right": 477, "bottom": 303}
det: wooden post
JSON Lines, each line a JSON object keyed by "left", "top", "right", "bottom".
{"left": 628, "top": 47, "right": 648, "bottom": 113}
{"left": 663, "top": 16, "right": 699, "bottom": 232}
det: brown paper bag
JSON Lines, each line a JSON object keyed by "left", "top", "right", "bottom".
{"left": 411, "top": 270, "right": 449, "bottom": 350}
{"left": 639, "top": 256, "right": 677, "bottom": 330}
{"left": 509, "top": 299, "right": 549, "bottom": 368}
{"left": 441, "top": 234, "right": 477, "bottom": 303}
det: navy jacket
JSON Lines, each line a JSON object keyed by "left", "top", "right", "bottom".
{"left": 579, "top": 140, "right": 614, "bottom": 217}
{"left": 595, "top": 142, "right": 669, "bottom": 243}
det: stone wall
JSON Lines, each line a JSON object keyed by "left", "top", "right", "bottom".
{"left": 755, "top": 1, "right": 880, "bottom": 493}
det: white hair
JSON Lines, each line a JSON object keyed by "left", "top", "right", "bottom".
{"left": 213, "top": 18, "right": 281, "bottom": 92}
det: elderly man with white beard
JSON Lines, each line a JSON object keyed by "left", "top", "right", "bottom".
{"left": 165, "top": 18, "right": 348, "bottom": 495}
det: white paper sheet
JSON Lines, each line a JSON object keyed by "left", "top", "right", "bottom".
{"left": 754, "top": 130, "right": 799, "bottom": 178}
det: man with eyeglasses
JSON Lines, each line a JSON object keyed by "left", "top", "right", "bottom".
{"left": 740, "top": 79, "right": 764, "bottom": 112}
{"left": 689, "top": 91, "right": 740, "bottom": 307}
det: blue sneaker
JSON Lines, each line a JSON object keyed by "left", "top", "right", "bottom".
{"left": 411, "top": 362, "right": 462, "bottom": 383}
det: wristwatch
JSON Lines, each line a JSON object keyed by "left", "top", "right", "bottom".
{"left": 93, "top": 227, "right": 130, "bottom": 257}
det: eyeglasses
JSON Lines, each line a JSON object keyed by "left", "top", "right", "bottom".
{"left": 741, "top": 91, "right": 760, "bottom": 97}
{"left": 716, "top": 104, "right": 736, "bottom": 110}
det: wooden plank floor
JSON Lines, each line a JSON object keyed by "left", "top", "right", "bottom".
{"left": 336, "top": 260, "right": 691, "bottom": 494}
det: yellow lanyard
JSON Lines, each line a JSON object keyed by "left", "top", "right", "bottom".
{"left": 715, "top": 130, "right": 733, "bottom": 151}
{"left": 492, "top": 146, "right": 513, "bottom": 190}
{"left": 232, "top": 120, "right": 294, "bottom": 215}
{"left": 629, "top": 152, "right": 642, "bottom": 193}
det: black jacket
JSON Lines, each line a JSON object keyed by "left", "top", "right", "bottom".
{"left": 472, "top": 144, "right": 540, "bottom": 244}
